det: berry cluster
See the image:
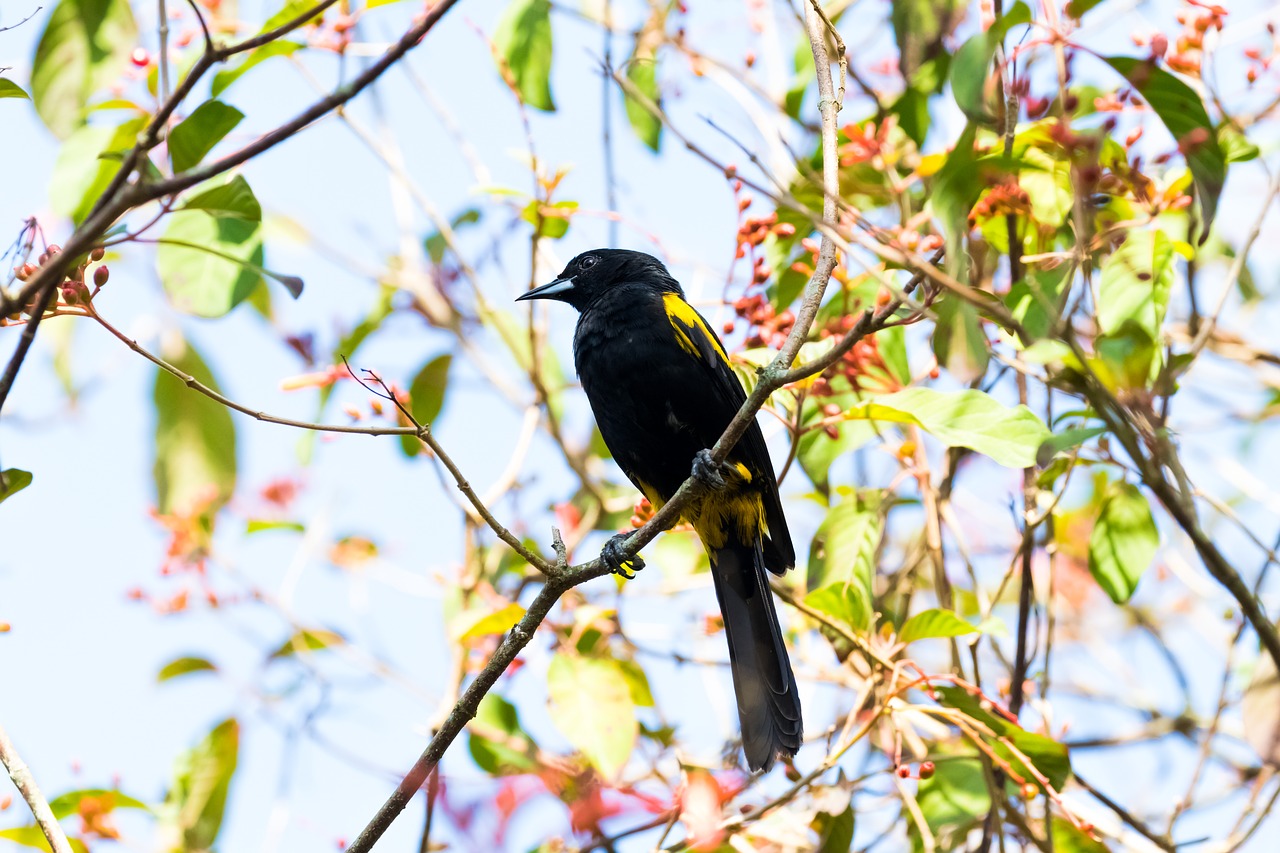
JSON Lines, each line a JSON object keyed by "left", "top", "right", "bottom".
{"left": 810, "top": 322, "right": 896, "bottom": 403}
{"left": 895, "top": 761, "right": 936, "bottom": 780}
{"left": 969, "top": 177, "right": 1031, "bottom": 225}
{"left": 9, "top": 244, "right": 108, "bottom": 319}
{"left": 732, "top": 291, "right": 796, "bottom": 351}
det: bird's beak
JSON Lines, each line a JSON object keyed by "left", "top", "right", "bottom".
{"left": 516, "top": 276, "right": 575, "bottom": 302}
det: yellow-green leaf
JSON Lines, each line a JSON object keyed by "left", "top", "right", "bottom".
{"left": 0, "top": 469, "right": 33, "bottom": 506}
{"left": 1088, "top": 481, "right": 1157, "bottom": 604}
{"left": 845, "top": 388, "right": 1050, "bottom": 468}
{"left": 158, "top": 656, "right": 218, "bottom": 682}
{"left": 153, "top": 340, "right": 237, "bottom": 517}
{"left": 31, "top": 0, "right": 138, "bottom": 137}
{"left": 400, "top": 354, "right": 452, "bottom": 456}
{"left": 268, "top": 628, "right": 346, "bottom": 659}
{"left": 455, "top": 603, "right": 526, "bottom": 641}
{"left": 899, "top": 608, "right": 979, "bottom": 643}
{"left": 548, "top": 655, "right": 636, "bottom": 780}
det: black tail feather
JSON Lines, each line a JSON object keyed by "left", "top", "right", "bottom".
{"left": 710, "top": 540, "right": 803, "bottom": 772}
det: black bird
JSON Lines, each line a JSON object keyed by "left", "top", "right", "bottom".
{"left": 517, "top": 248, "right": 802, "bottom": 771}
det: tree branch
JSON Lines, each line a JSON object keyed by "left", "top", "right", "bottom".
{"left": 0, "top": 721, "right": 72, "bottom": 853}
{"left": 346, "top": 6, "right": 851, "bottom": 846}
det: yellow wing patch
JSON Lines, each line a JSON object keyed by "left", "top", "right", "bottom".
{"left": 662, "top": 293, "right": 729, "bottom": 363}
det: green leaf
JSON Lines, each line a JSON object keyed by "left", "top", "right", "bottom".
{"left": 494, "top": 0, "right": 555, "bottom": 111}
{"left": 210, "top": 41, "right": 303, "bottom": 97}
{"left": 160, "top": 718, "right": 239, "bottom": 851}
{"left": 469, "top": 694, "right": 539, "bottom": 775}
{"left": 31, "top": 0, "right": 139, "bottom": 137}
{"left": 930, "top": 122, "right": 981, "bottom": 289}
{"left": 0, "top": 78, "right": 30, "bottom": 99}
{"left": 797, "top": 398, "right": 877, "bottom": 492}
{"left": 1105, "top": 56, "right": 1226, "bottom": 239}
{"left": 1065, "top": 0, "right": 1103, "bottom": 18}
{"left": 268, "top": 628, "right": 346, "bottom": 659}
{"left": 181, "top": 175, "right": 263, "bottom": 221}
{"left": 260, "top": 0, "right": 326, "bottom": 33}
{"left": 0, "top": 469, "right": 33, "bottom": 506}
{"left": 807, "top": 492, "right": 879, "bottom": 594}
{"left": 617, "top": 659, "right": 655, "bottom": 707}
{"left": 949, "top": 2, "right": 1031, "bottom": 123}
{"left": 400, "top": 354, "right": 452, "bottom": 457}
{"left": 168, "top": 100, "right": 244, "bottom": 173}
{"left": 153, "top": 339, "right": 237, "bottom": 516}
{"left": 932, "top": 296, "right": 990, "bottom": 384}
{"left": 48, "top": 788, "right": 150, "bottom": 819}
{"left": 454, "top": 603, "right": 526, "bottom": 641}
{"left": 521, "top": 199, "right": 578, "bottom": 240}
{"left": 158, "top": 656, "right": 218, "bottom": 682}
{"left": 624, "top": 57, "right": 662, "bottom": 152}
{"left": 813, "top": 802, "right": 855, "bottom": 853}
{"left": 0, "top": 827, "right": 89, "bottom": 853}
{"left": 916, "top": 757, "right": 989, "bottom": 839}
{"left": 1007, "top": 265, "right": 1068, "bottom": 342}
{"left": 1052, "top": 818, "right": 1108, "bottom": 853}
{"left": 157, "top": 210, "right": 265, "bottom": 317}
{"left": 49, "top": 117, "right": 147, "bottom": 225}
{"left": 805, "top": 582, "right": 872, "bottom": 636}
{"left": 1098, "top": 229, "right": 1174, "bottom": 339}
{"left": 1088, "top": 481, "right": 1157, "bottom": 604}
{"left": 1035, "top": 425, "right": 1107, "bottom": 467}
{"left": 845, "top": 388, "right": 1050, "bottom": 468}
{"left": 547, "top": 655, "right": 636, "bottom": 780}
{"left": 937, "top": 686, "right": 1072, "bottom": 790}
{"left": 1217, "top": 125, "right": 1259, "bottom": 164}
{"left": 899, "top": 608, "right": 979, "bottom": 643}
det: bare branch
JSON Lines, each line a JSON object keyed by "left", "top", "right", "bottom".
{"left": 0, "top": 721, "right": 72, "bottom": 853}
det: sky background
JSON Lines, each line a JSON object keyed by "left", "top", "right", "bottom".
{"left": 2, "top": 0, "right": 1280, "bottom": 850}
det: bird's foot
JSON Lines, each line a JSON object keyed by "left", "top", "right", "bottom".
{"left": 692, "top": 449, "right": 731, "bottom": 490}
{"left": 601, "top": 532, "right": 645, "bottom": 580}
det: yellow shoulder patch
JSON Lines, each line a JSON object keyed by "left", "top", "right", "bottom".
{"left": 662, "top": 293, "right": 729, "bottom": 363}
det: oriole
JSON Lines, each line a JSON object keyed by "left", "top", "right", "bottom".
{"left": 517, "top": 249, "right": 802, "bottom": 771}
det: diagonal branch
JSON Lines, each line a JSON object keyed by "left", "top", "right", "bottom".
{"left": 345, "top": 5, "right": 852, "bottom": 847}
{"left": 0, "top": 721, "right": 72, "bottom": 853}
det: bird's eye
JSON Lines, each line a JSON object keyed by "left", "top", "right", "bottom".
{"left": 579, "top": 255, "right": 599, "bottom": 270}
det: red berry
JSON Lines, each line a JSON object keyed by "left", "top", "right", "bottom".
{"left": 93, "top": 266, "right": 109, "bottom": 287}
{"left": 130, "top": 47, "right": 150, "bottom": 67}
{"left": 920, "top": 761, "right": 935, "bottom": 779}
{"left": 896, "top": 765, "right": 911, "bottom": 778}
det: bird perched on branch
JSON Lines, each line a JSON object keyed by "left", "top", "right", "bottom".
{"left": 517, "top": 248, "right": 802, "bottom": 772}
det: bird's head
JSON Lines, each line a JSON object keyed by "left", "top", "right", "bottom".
{"left": 516, "top": 249, "right": 680, "bottom": 311}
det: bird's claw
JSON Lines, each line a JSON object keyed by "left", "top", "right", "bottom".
{"left": 602, "top": 533, "right": 644, "bottom": 579}
{"left": 692, "top": 449, "right": 729, "bottom": 490}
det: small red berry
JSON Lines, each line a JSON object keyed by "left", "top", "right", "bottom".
{"left": 896, "top": 765, "right": 911, "bottom": 778}
{"left": 919, "top": 761, "right": 935, "bottom": 780}
{"left": 93, "top": 266, "right": 109, "bottom": 287}
{"left": 130, "top": 47, "right": 150, "bottom": 67}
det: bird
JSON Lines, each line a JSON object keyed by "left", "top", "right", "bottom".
{"left": 517, "top": 248, "right": 802, "bottom": 772}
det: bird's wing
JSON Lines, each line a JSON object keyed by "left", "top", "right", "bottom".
{"left": 660, "top": 293, "right": 795, "bottom": 571}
